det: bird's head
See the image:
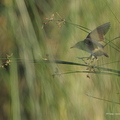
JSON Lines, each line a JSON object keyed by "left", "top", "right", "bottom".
{"left": 70, "top": 41, "right": 85, "bottom": 50}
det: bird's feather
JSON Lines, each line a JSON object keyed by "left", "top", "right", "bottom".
{"left": 86, "top": 22, "right": 110, "bottom": 41}
{"left": 84, "top": 38, "right": 104, "bottom": 51}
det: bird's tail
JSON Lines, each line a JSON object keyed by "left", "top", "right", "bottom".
{"left": 104, "top": 53, "right": 109, "bottom": 57}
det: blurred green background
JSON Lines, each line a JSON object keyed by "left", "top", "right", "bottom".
{"left": 0, "top": 0, "right": 120, "bottom": 120}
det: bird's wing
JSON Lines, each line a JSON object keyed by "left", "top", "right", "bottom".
{"left": 86, "top": 22, "right": 111, "bottom": 41}
{"left": 84, "top": 38, "right": 104, "bottom": 51}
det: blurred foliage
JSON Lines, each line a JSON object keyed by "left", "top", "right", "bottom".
{"left": 0, "top": 0, "right": 119, "bottom": 120}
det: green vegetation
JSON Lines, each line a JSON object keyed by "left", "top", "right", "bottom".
{"left": 0, "top": 0, "right": 120, "bottom": 120}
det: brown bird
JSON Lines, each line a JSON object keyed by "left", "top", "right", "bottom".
{"left": 71, "top": 22, "right": 110, "bottom": 59}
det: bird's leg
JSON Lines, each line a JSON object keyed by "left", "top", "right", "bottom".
{"left": 87, "top": 54, "right": 94, "bottom": 65}
{"left": 77, "top": 54, "right": 98, "bottom": 71}
{"left": 77, "top": 55, "right": 93, "bottom": 65}
{"left": 77, "top": 55, "right": 98, "bottom": 72}
{"left": 86, "top": 55, "right": 98, "bottom": 71}
{"left": 77, "top": 55, "right": 93, "bottom": 64}
{"left": 92, "top": 56, "right": 99, "bottom": 70}
{"left": 87, "top": 54, "right": 92, "bottom": 60}
{"left": 87, "top": 55, "right": 99, "bottom": 71}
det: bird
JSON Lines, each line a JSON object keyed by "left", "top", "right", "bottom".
{"left": 71, "top": 22, "right": 110, "bottom": 59}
